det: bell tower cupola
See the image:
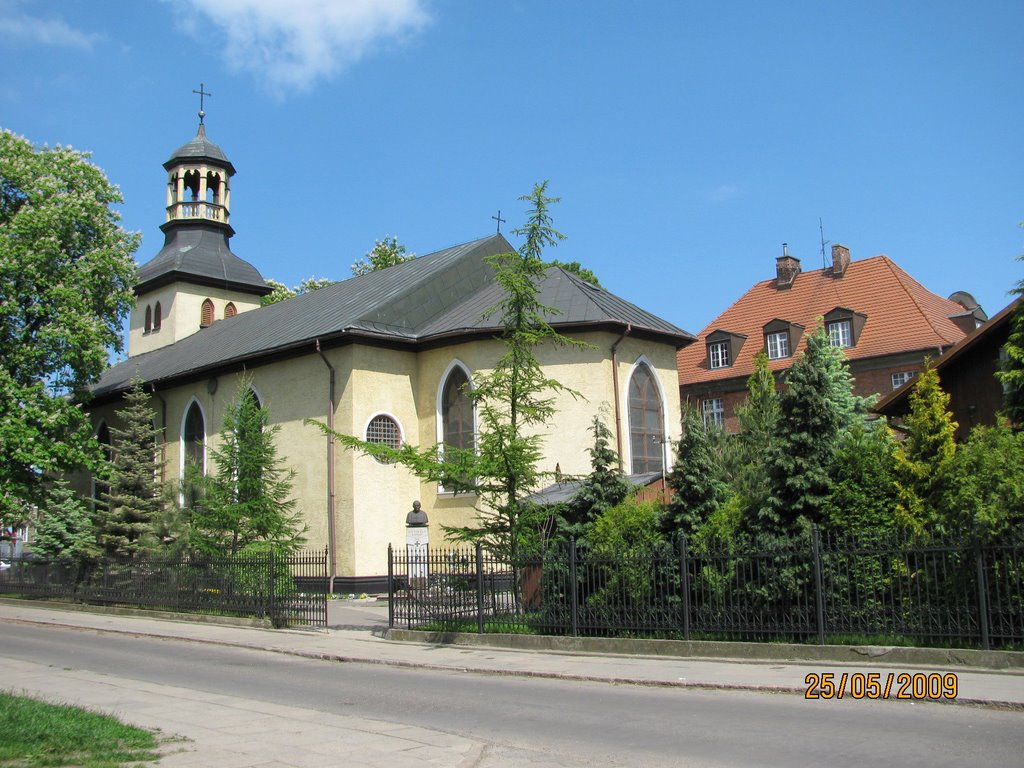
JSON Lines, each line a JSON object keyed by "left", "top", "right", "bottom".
{"left": 128, "top": 86, "right": 271, "bottom": 358}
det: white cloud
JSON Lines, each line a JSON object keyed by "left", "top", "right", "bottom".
{"left": 708, "top": 183, "right": 742, "bottom": 203}
{"left": 0, "top": 0, "right": 99, "bottom": 49}
{"left": 172, "top": 0, "right": 430, "bottom": 94}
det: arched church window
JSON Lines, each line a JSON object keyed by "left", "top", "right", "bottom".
{"left": 144, "top": 305, "right": 152, "bottom": 333}
{"left": 206, "top": 172, "right": 221, "bottom": 204}
{"left": 153, "top": 302, "right": 162, "bottom": 331}
{"left": 183, "top": 401, "right": 205, "bottom": 474}
{"left": 442, "top": 366, "right": 474, "bottom": 454}
{"left": 366, "top": 414, "right": 402, "bottom": 464}
{"left": 183, "top": 169, "right": 200, "bottom": 201}
{"left": 225, "top": 302, "right": 237, "bottom": 318}
{"left": 200, "top": 299, "right": 214, "bottom": 327}
{"left": 628, "top": 363, "right": 665, "bottom": 474}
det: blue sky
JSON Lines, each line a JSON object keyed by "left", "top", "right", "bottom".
{"left": 4, "top": 0, "right": 1022, "bottom": 337}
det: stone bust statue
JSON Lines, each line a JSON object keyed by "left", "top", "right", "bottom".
{"left": 405, "top": 500, "right": 428, "bottom": 526}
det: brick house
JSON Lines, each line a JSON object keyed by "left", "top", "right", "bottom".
{"left": 677, "top": 244, "right": 987, "bottom": 432}
{"left": 875, "top": 297, "right": 1020, "bottom": 440}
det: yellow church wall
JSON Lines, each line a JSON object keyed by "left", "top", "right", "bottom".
{"left": 129, "top": 283, "right": 262, "bottom": 357}
{"left": 82, "top": 328, "right": 681, "bottom": 583}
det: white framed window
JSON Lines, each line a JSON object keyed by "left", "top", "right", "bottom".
{"left": 766, "top": 331, "right": 789, "bottom": 360}
{"left": 366, "top": 414, "right": 402, "bottom": 463}
{"left": 702, "top": 398, "right": 725, "bottom": 429}
{"left": 891, "top": 371, "right": 915, "bottom": 389}
{"left": 827, "top": 320, "right": 852, "bottom": 348}
{"left": 709, "top": 341, "right": 730, "bottom": 369}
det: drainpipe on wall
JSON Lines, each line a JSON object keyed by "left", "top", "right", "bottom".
{"left": 315, "top": 339, "right": 338, "bottom": 594}
{"left": 610, "top": 324, "right": 632, "bottom": 472}
{"left": 148, "top": 383, "right": 167, "bottom": 485}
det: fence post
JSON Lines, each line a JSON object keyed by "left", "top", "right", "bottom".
{"left": 475, "top": 542, "right": 485, "bottom": 634}
{"left": 569, "top": 538, "right": 579, "bottom": 637}
{"left": 811, "top": 526, "right": 826, "bottom": 644}
{"left": 974, "top": 542, "right": 991, "bottom": 651}
{"left": 268, "top": 549, "right": 276, "bottom": 625}
{"left": 387, "top": 543, "right": 395, "bottom": 629}
{"left": 678, "top": 533, "right": 691, "bottom": 641}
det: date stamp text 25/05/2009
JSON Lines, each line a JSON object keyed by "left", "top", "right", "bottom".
{"left": 804, "top": 672, "right": 958, "bottom": 700}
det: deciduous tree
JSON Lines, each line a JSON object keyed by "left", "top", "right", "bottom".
{"left": 0, "top": 131, "right": 139, "bottom": 517}
{"left": 350, "top": 235, "right": 416, "bottom": 276}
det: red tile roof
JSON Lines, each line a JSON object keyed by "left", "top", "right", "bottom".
{"left": 678, "top": 255, "right": 969, "bottom": 386}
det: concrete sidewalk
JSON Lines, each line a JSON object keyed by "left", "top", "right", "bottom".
{"left": 2, "top": 598, "right": 1023, "bottom": 766}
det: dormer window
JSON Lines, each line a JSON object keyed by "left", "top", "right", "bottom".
{"left": 762, "top": 319, "right": 804, "bottom": 360}
{"left": 827, "top": 319, "right": 852, "bottom": 348}
{"left": 823, "top": 307, "right": 867, "bottom": 349}
{"left": 709, "top": 340, "right": 730, "bottom": 368}
{"left": 706, "top": 330, "right": 747, "bottom": 370}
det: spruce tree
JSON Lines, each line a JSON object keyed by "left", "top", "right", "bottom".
{"left": 727, "top": 351, "right": 780, "bottom": 525}
{"left": 563, "top": 414, "right": 630, "bottom": 539}
{"left": 98, "top": 378, "right": 164, "bottom": 559}
{"left": 825, "top": 420, "right": 899, "bottom": 536}
{"left": 761, "top": 326, "right": 851, "bottom": 535}
{"left": 191, "top": 381, "right": 306, "bottom": 556}
{"left": 664, "top": 403, "right": 727, "bottom": 537}
{"left": 32, "top": 480, "right": 100, "bottom": 565}
{"left": 997, "top": 293, "right": 1024, "bottom": 426}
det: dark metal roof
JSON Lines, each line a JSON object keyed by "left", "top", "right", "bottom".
{"left": 135, "top": 222, "right": 269, "bottom": 296}
{"left": 164, "top": 125, "right": 235, "bottom": 174}
{"left": 526, "top": 472, "right": 665, "bottom": 505}
{"left": 95, "top": 234, "right": 695, "bottom": 399}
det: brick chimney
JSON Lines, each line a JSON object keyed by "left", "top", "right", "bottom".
{"left": 775, "top": 243, "right": 800, "bottom": 289}
{"left": 831, "top": 244, "right": 851, "bottom": 278}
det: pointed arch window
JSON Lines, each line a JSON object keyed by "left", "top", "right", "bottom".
{"left": 153, "top": 302, "right": 162, "bottom": 331}
{"left": 200, "top": 299, "right": 214, "bottom": 328}
{"left": 144, "top": 305, "right": 152, "bottom": 333}
{"left": 442, "top": 366, "right": 474, "bottom": 455}
{"left": 628, "top": 363, "right": 665, "bottom": 474}
{"left": 183, "top": 401, "right": 205, "bottom": 474}
{"left": 224, "top": 302, "right": 237, "bottom": 318}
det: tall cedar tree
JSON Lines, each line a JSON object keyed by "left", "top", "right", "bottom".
{"left": 0, "top": 131, "right": 139, "bottom": 520}
{"left": 98, "top": 378, "right": 164, "bottom": 558}
{"left": 664, "top": 403, "right": 727, "bottom": 537}
{"left": 561, "top": 415, "right": 630, "bottom": 540}
{"left": 761, "top": 326, "right": 854, "bottom": 535}
{"left": 308, "top": 183, "right": 585, "bottom": 560}
{"left": 191, "top": 382, "right": 306, "bottom": 556}
{"left": 893, "top": 364, "right": 958, "bottom": 535}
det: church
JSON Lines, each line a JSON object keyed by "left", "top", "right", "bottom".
{"left": 84, "top": 118, "right": 693, "bottom": 592}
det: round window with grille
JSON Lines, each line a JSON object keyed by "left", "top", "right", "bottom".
{"left": 366, "top": 415, "right": 401, "bottom": 463}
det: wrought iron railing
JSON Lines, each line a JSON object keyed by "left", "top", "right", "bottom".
{"left": 388, "top": 530, "right": 1024, "bottom": 649}
{"left": 0, "top": 549, "right": 328, "bottom": 629}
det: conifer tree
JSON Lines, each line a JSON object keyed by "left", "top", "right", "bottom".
{"left": 825, "top": 420, "right": 899, "bottom": 536}
{"left": 32, "top": 480, "right": 100, "bottom": 565}
{"left": 191, "top": 380, "right": 306, "bottom": 556}
{"left": 98, "top": 378, "right": 164, "bottom": 559}
{"left": 726, "top": 351, "right": 780, "bottom": 524}
{"left": 893, "top": 364, "right": 958, "bottom": 535}
{"left": 663, "top": 403, "right": 727, "bottom": 537}
{"left": 761, "top": 326, "right": 852, "bottom": 535}
{"left": 996, "top": 259, "right": 1024, "bottom": 425}
{"left": 562, "top": 414, "right": 630, "bottom": 539}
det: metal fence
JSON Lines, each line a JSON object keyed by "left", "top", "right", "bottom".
{"left": 388, "top": 530, "right": 1024, "bottom": 649}
{"left": 0, "top": 549, "right": 328, "bottom": 629}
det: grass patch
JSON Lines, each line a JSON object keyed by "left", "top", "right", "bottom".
{"left": 0, "top": 690, "right": 161, "bottom": 767}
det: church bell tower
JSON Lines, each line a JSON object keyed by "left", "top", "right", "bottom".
{"left": 128, "top": 87, "right": 271, "bottom": 358}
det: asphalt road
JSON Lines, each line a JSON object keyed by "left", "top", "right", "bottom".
{"left": 3, "top": 622, "right": 1022, "bottom": 767}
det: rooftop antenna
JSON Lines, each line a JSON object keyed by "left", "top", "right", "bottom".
{"left": 192, "top": 82, "right": 212, "bottom": 126}
{"left": 818, "top": 217, "right": 830, "bottom": 269}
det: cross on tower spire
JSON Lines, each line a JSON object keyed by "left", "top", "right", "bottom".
{"left": 192, "top": 82, "right": 212, "bottom": 125}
